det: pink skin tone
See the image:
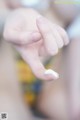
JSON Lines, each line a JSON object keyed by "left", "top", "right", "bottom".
{"left": 0, "top": 1, "right": 69, "bottom": 120}
{"left": 37, "top": 2, "right": 80, "bottom": 120}
{"left": 3, "top": 8, "right": 69, "bottom": 80}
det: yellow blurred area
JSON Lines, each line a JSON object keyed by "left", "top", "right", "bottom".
{"left": 16, "top": 60, "right": 38, "bottom": 105}
{"left": 24, "top": 92, "right": 36, "bottom": 105}
{"left": 16, "top": 60, "right": 36, "bottom": 83}
{"left": 16, "top": 59, "right": 52, "bottom": 105}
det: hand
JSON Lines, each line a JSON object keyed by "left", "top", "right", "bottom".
{"left": 3, "top": 8, "right": 69, "bottom": 80}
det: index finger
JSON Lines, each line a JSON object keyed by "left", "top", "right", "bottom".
{"left": 15, "top": 45, "right": 59, "bottom": 80}
{"left": 37, "top": 16, "right": 58, "bottom": 56}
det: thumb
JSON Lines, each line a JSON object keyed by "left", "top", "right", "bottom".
{"left": 3, "top": 30, "right": 41, "bottom": 45}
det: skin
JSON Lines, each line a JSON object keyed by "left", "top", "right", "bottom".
{"left": 2, "top": 0, "right": 79, "bottom": 120}
{"left": 2, "top": 0, "right": 80, "bottom": 120}
{"left": 3, "top": 8, "right": 69, "bottom": 80}
{"left": 63, "top": 38, "right": 80, "bottom": 120}
{"left": 0, "top": 1, "right": 69, "bottom": 120}
{"left": 0, "top": 1, "right": 33, "bottom": 120}
{"left": 37, "top": 40, "right": 80, "bottom": 120}
{"left": 37, "top": 1, "right": 80, "bottom": 120}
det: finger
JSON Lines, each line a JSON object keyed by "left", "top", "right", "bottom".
{"left": 3, "top": 30, "right": 41, "bottom": 45}
{"left": 37, "top": 16, "right": 58, "bottom": 56}
{"left": 40, "top": 18, "right": 69, "bottom": 46}
{"left": 39, "top": 33, "right": 63, "bottom": 56}
{"left": 39, "top": 45, "right": 46, "bottom": 56}
{"left": 26, "top": 53, "right": 59, "bottom": 80}
{"left": 51, "top": 26, "right": 64, "bottom": 48}
{"left": 16, "top": 46, "right": 59, "bottom": 80}
{"left": 38, "top": 39, "right": 53, "bottom": 57}
{"left": 55, "top": 25, "right": 69, "bottom": 45}
{"left": 38, "top": 40, "right": 47, "bottom": 56}
{"left": 39, "top": 44, "right": 51, "bottom": 57}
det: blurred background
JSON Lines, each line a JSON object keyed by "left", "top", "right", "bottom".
{"left": 0, "top": 0, "right": 80, "bottom": 120}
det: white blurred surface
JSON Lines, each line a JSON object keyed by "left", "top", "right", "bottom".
{"left": 20, "top": 0, "right": 50, "bottom": 11}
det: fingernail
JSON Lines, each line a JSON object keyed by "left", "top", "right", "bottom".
{"left": 44, "top": 69, "right": 59, "bottom": 80}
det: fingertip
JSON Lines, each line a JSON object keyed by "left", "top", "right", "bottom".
{"left": 44, "top": 69, "right": 59, "bottom": 80}
{"left": 33, "top": 68, "right": 59, "bottom": 81}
